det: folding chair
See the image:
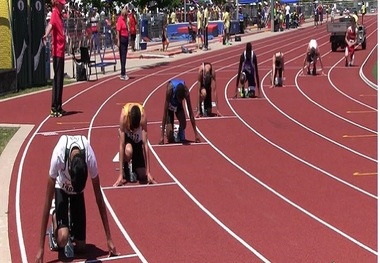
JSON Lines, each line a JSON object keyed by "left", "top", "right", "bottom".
{"left": 73, "top": 47, "right": 98, "bottom": 81}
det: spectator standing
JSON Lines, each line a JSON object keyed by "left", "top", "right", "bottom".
{"left": 196, "top": 6, "right": 203, "bottom": 49}
{"left": 257, "top": 4, "right": 262, "bottom": 30}
{"left": 223, "top": 6, "right": 231, "bottom": 45}
{"left": 317, "top": 3, "right": 323, "bottom": 25}
{"left": 285, "top": 3, "right": 290, "bottom": 29}
{"left": 116, "top": 7, "right": 129, "bottom": 80}
{"left": 203, "top": 5, "right": 209, "bottom": 50}
{"left": 313, "top": 2, "right": 318, "bottom": 27}
{"left": 170, "top": 9, "right": 176, "bottom": 24}
{"left": 162, "top": 21, "right": 169, "bottom": 51}
{"left": 330, "top": 5, "right": 335, "bottom": 22}
{"left": 360, "top": 1, "right": 366, "bottom": 24}
{"left": 129, "top": 9, "right": 137, "bottom": 52}
{"left": 42, "top": 0, "right": 66, "bottom": 118}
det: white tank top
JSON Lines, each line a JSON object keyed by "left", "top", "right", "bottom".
{"left": 309, "top": 39, "right": 317, "bottom": 50}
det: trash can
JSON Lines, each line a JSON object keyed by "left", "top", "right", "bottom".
{"left": 12, "top": 0, "right": 31, "bottom": 89}
{"left": 140, "top": 18, "right": 148, "bottom": 39}
{"left": 30, "top": 0, "right": 46, "bottom": 86}
{"left": 135, "top": 34, "right": 141, "bottom": 50}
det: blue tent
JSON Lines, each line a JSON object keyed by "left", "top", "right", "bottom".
{"left": 280, "top": 0, "right": 299, "bottom": 3}
{"left": 239, "top": 0, "right": 258, "bottom": 5}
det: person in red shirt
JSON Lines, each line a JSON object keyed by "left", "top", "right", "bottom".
{"left": 345, "top": 18, "right": 358, "bottom": 66}
{"left": 43, "top": 0, "right": 66, "bottom": 118}
{"left": 129, "top": 9, "right": 137, "bottom": 52}
{"left": 116, "top": 7, "right": 129, "bottom": 80}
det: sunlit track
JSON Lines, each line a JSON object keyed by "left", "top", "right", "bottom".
{"left": 181, "top": 52, "right": 377, "bottom": 256}
{"left": 254, "top": 18, "right": 378, "bottom": 162}
{"left": 83, "top": 25, "right": 334, "bottom": 263}
{"left": 229, "top": 66, "right": 377, "bottom": 198}
{"left": 223, "top": 37, "right": 377, "bottom": 163}
{"left": 91, "top": 22, "right": 377, "bottom": 261}
{"left": 17, "top": 40, "right": 275, "bottom": 262}
{"left": 11, "top": 15, "right": 378, "bottom": 262}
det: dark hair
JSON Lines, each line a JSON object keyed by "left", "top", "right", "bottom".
{"left": 176, "top": 83, "right": 186, "bottom": 101}
{"left": 69, "top": 151, "right": 88, "bottom": 193}
{"left": 204, "top": 72, "right": 212, "bottom": 87}
{"left": 130, "top": 105, "right": 141, "bottom": 130}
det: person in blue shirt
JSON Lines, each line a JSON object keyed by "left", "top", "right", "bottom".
{"left": 159, "top": 79, "right": 201, "bottom": 144}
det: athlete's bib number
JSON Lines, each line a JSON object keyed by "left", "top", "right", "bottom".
{"left": 126, "top": 131, "right": 141, "bottom": 143}
{"left": 168, "top": 103, "right": 177, "bottom": 112}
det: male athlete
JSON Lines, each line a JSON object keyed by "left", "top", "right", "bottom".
{"left": 196, "top": 62, "right": 220, "bottom": 117}
{"left": 114, "top": 103, "right": 156, "bottom": 186}
{"left": 270, "top": 51, "right": 285, "bottom": 88}
{"left": 35, "top": 135, "right": 117, "bottom": 262}
{"left": 235, "top": 42, "right": 260, "bottom": 98}
{"left": 345, "top": 18, "right": 358, "bottom": 67}
{"left": 159, "top": 79, "right": 201, "bottom": 144}
{"left": 302, "top": 39, "right": 325, "bottom": 75}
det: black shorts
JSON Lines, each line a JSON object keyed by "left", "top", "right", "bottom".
{"left": 55, "top": 188, "right": 86, "bottom": 242}
{"left": 124, "top": 136, "right": 146, "bottom": 171}
{"left": 307, "top": 54, "right": 314, "bottom": 63}
{"left": 201, "top": 85, "right": 212, "bottom": 110}
{"left": 166, "top": 100, "right": 184, "bottom": 125}
{"left": 243, "top": 69, "right": 255, "bottom": 88}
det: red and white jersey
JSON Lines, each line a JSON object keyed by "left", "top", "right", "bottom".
{"left": 49, "top": 135, "right": 98, "bottom": 194}
{"left": 347, "top": 26, "right": 357, "bottom": 41}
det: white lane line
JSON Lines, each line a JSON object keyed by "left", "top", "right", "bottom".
{"left": 224, "top": 74, "right": 377, "bottom": 255}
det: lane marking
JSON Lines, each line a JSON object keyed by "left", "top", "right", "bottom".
{"left": 360, "top": 94, "right": 377, "bottom": 97}
{"left": 39, "top": 131, "right": 58, "bottom": 136}
{"left": 152, "top": 142, "right": 209, "bottom": 147}
{"left": 346, "top": 110, "right": 376, "bottom": 114}
{"left": 78, "top": 253, "right": 138, "bottom": 263}
{"left": 56, "top": 121, "right": 90, "bottom": 125}
{"left": 226, "top": 69, "right": 378, "bottom": 255}
{"left": 15, "top": 26, "right": 342, "bottom": 262}
{"left": 353, "top": 172, "right": 377, "bottom": 177}
{"left": 102, "top": 182, "right": 177, "bottom": 190}
{"left": 228, "top": 97, "right": 267, "bottom": 101}
{"left": 343, "top": 134, "right": 377, "bottom": 138}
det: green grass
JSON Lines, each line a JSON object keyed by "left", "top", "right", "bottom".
{"left": 372, "top": 62, "right": 377, "bottom": 81}
{"left": 0, "top": 78, "right": 74, "bottom": 157}
{"left": 0, "top": 127, "right": 19, "bottom": 155}
{"left": 0, "top": 78, "right": 75, "bottom": 100}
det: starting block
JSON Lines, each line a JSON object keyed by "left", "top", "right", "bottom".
{"left": 48, "top": 224, "right": 58, "bottom": 251}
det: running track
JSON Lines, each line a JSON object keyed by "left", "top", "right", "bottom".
{"left": 2, "top": 16, "right": 378, "bottom": 262}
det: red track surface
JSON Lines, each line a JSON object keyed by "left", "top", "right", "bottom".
{"left": 2, "top": 16, "right": 377, "bottom": 262}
